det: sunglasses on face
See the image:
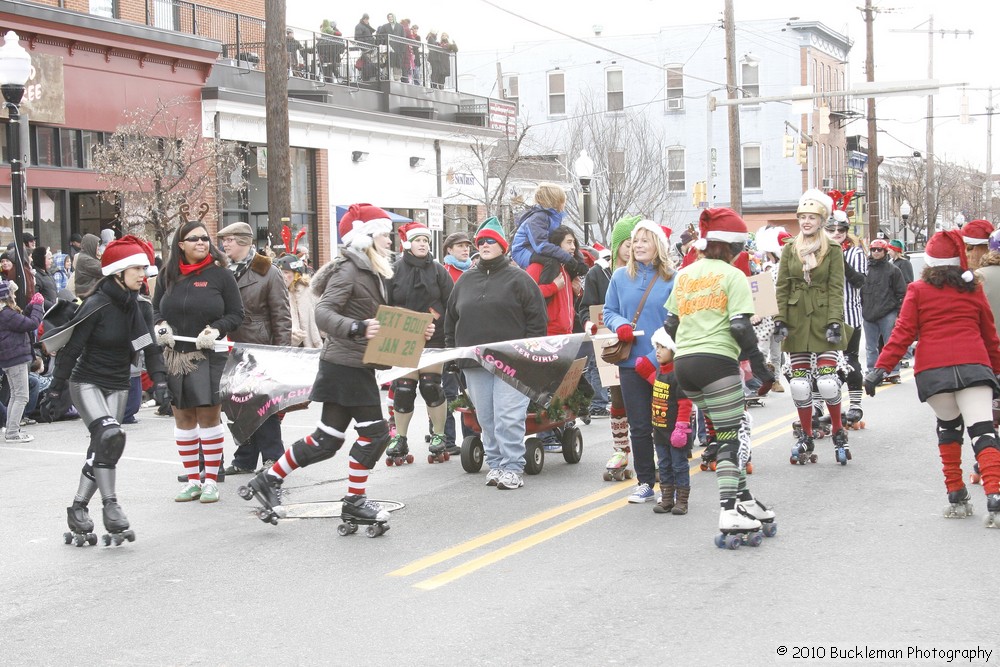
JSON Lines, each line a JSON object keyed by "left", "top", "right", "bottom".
{"left": 476, "top": 238, "right": 498, "bottom": 246}
{"left": 183, "top": 235, "right": 211, "bottom": 243}
{"left": 826, "top": 226, "right": 849, "bottom": 233}
{"left": 871, "top": 248, "right": 886, "bottom": 253}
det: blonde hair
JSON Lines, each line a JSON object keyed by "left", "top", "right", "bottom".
{"left": 366, "top": 241, "right": 394, "bottom": 279}
{"left": 626, "top": 227, "right": 675, "bottom": 282}
{"left": 534, "top": 183, "right": 567, "bottom": 211}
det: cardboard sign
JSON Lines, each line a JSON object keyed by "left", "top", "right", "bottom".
{"left": 362, "top": 306, "right": 433, "bottom": 368}
{"left": 553, "top": 356, "right": 587, "bottom": 400}
{"left": 588, "top": 305, "right": 606, "bottom": 329}
{"left": 748, "top": 273, "right": 779, "bottom": 318}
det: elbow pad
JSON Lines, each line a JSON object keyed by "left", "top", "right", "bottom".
{"left": 663, "top": 312, "right": 680, "bottom": 340}
{"left": 729, "top": 314, "right": 757, "bottom": 354}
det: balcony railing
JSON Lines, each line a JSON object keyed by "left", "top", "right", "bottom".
{"left": 142, "top": 0, "right": 458, "bottom": 91}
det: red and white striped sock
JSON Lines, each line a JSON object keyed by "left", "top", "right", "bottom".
{"left": 199, "top": 424, "right": 226, "bottom": 482}
{"left": 270, "top": 447, "right": 299, "bottom": 480}
{"left": 175, "top": 427, "right": 201, "bottom": 483}
{"left": 347, "top": 454, "right": 369, "bottom": 497}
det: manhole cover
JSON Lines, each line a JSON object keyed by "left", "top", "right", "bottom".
{"left": 277, "top": 499, "right": 405, "bottom": 520}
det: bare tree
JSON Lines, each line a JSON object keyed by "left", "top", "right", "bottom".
{"left": 93, "top": 97, "right": 245, "bottom": 249}
{"left": 883, "top": 157, "right": 987, "bottom": 243}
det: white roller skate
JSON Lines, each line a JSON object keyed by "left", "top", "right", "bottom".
{"left": 985, "top": 494, "right": 1000, "bottom": 529}
{"left": 603, "top": 448, "right": 633, "bottom": 481}
{"left": 715, "top": 503, "right": 763, "bottom": 550}
{"left": 737, "top": 492, "right": 777, "bottom": 537}
{"left": 943, "top": 487, "right": 975, "bottom": 518}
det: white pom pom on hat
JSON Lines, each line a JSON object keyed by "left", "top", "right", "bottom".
{"left": 695, "top": 208, "right": 748, "bottom": 251}
{"left": 924, "top": 228, "right": 974, "bottom": 281}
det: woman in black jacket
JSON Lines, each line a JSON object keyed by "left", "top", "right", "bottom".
{"left": 31, "top": 246, "right": 58, "bottom": 309}
{"left": 385, "top": 222, "right": 453, "bottom": 463}
{"left": 42, "top": 236, "right": 168, "bottom": 546}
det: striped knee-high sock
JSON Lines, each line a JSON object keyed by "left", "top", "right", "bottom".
{"left": 199, "top": 424, "right": 226, "bottom": 482}
{"left": 270, "top": 448, "right": 300, "bottom": 480}
{"left": 175, "top": 427, "right": 201, "bottom": 483}
{"left": 346, "top": 424, "right": 376, "bottom": 496}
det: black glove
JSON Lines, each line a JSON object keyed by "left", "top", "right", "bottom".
{"left": 348, "top": 319, "right": 369, "bottom": 341}
{"left": 443, "top": 360, "right": 460, "bottom": 376}
{"left": 748, "top": 349, "right": 776, "bottom": 395}
{"left": 772, "top": 320, "right": 789, "bottom": 342}
{"left": 153, "top": 381, "right": 171, "bottom": 407}
{"left": 864, "top": 368, "right": 886, "bottom": 397}
{"left": 826, "top": 322, "right": 842, "bottom": 345}
{"left": 40, "top": 379, "right": 73, "bottom": 423}
{"left": 567, "top": 258, "right": 589, "bottom": 278}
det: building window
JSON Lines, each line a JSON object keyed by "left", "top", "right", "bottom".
{"left": 33, "top": 127, "right": 58, "bottom": 167}
{"left": 606, "top": 68, "right": 623, "bottom": 112}
{"left": 90, "top": 0, "right": 117, "bottom": 18}
{"left": 60, "top": 129, "right": 79, "bottom": 168}
{"left": 665, "top": 65, "right": 683, "bottom": 110}
{"left": 548, "top": 71, "right": 565, "bottom": 115}
{"left": 504, "top": 74, "right": 519, "bottom": 107}
{"left": 80, "top": 131, "right": 101, "bottom": 170}
{"left": 667, "top": 147, "right": 685, "bottom": 192}
{"left": 742, "top": 145, "right": 761, "bottom": 189}
{"left": 741, "top": 62, "right": 759, "bottom": 98}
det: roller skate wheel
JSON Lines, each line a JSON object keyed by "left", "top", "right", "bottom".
{"left": 836, "top": 449, "right": 847, "bottom": 465}
{"left": 699, "top": 462, "right": 710, "bottom": 471}
{"left": 709, "top": 461, "right": 717, "bottom": 472}
{"left": 405, "top": 454, "right": 414, "bottom": 464}
{"left": 63, "top": 532, "right": 72, "bottom": 545}
{"left": 970, "top": 473, "right": 982, "bottom": 485}
{"left": 337, "top": 523, "right": 350, "bottom": 536}
{"left": 124, "top": 530, "right": 135, "bottom": 543}
{"left": 725, "top": 535, "right": 742, "bottom": 550}
{"left": 88, "top": 534, "right": 98, "bottom": 546}
{"left": 366, "top": 525, "right": 380, "bottom": 538}
{"left": 385, "top": 457, "right": 394, "bottom": 466}
{"left": 714, "top": 534, "right": 726, "bottom": 549}
{"left": 624, "top": 469, "right": 634, "bottom": 480}
{"left": 442, "top": 451, "right": 450, "bottom": 461}
{"left": 747, "top": 532, "right": 764, "bottom": 547}
{"left": 809, "top": 454, "right": 818, "bottom": 463}
{"left": 762, "top": 523, "right": 778, "bottom": 538}
{"left": 237, "top": 486, "right": 253, "bottom": 500}
{"left": 746, "top": 462, "right": 754, "bottom": 475}
{"left": 602, "top": 471, "right": 613, "bottom": 481}
{"left": 102, "top": 534, "right": 111, "bottom": 547}
{"left": 427, "top": 454, "right": 436, "bottom": 464}
{"left": 789, "top": 456, "right": 798, "bottom": 465}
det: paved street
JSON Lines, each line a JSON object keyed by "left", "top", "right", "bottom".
{"left": 2, "top": 371, "right": 997, "bottom": 666}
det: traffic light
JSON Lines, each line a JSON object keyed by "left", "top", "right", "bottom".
{"left": 782, "top": 134, "right": 795, "bottom": 158}
{"left": 796, "top": 142, "right": 808, "bottom": 165}
{"left": 692, "top": 181, "right": 706, "bottom": 208}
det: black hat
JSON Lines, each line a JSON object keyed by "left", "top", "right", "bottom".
{"left": 443, "top": 231, "right": 472, "bottom": 250}
{"left": 23, "top": 232, "right": 35, "bottom": 243}
{"left": 70, "top": 233, "right": 82, "bottom": 243}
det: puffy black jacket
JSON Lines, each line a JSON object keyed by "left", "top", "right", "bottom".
{"left": 861, "top": 257, "right": 906, "bottom": 322}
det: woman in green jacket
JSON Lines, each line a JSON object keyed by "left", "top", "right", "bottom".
{"left": 774, "top": 189, "right": 850, "bottom": 465}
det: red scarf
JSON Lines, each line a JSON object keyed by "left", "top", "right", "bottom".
{"left": 179, "top": 255, "right": 213, "bottom": 275}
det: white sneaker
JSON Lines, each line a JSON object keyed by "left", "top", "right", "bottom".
{"left": 496, "top": 470, "right": 523, "bottom": 490}
{"left": 4, "top": 431, "right": 34, "bottom": 443}
{"left": 485, "top": 469, "right": 501, "bottom": 487}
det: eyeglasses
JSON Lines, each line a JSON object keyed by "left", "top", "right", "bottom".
{"left": 825, "top": 226, "right": 849, "bottom": 233}
{"left": 476, "top": 238, "right": 498, "bottom": 246}
{"left": 183, "top": 235, "right": 211, "bottom": 243}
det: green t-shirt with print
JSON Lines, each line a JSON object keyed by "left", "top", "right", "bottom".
{"left": 665, "top": 258, "right": 755, "bottom": 360}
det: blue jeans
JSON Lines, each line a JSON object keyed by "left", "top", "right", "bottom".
{"left": 618, "top": 367, "right": 656, "bottom": 487}
{"left": 123, "top": 376, "right": 142, "bottom": 423}
{"left": 863, "top": 312, "right": 901, "bottom": 375}
{"left": 654, "top": 430, "right": 690, "bottom": 488}
{"left": 463, "top": 367, "right": 529, "bottom": 474}
{"left": 231, "top": 413, "right": 285, "bottom": 469}
{"left": 582, "top": 343, "right": 609, "bottom": 411}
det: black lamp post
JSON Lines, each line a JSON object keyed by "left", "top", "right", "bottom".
{"left": 574, "top": 150, "right": 595, "bottom": 246}
{"left": 1, "top": 31, "right": 31, "bottom": 309}
{"left": 900, "top": 200, "right": 911, "bottom": 252}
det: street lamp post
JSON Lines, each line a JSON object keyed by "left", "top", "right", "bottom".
{"left": 0, "top": 31, "right": 32, "bottom": 309}
{"left": 574, "top": 150, "right": 595, "bottom": 246}
{"left": 900, "top": 200, "right": 911, "bottom": 251}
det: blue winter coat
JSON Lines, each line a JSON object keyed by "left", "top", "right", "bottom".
{"left": 511, "top": 206, "right": 573, "bottom": 269}
{"left": 0, "top": 302, "right": 43, "bottom": 369}
{"left": 603, "top": 263, "right": 674, "bottom": 367}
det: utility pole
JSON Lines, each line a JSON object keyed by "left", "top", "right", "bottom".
{"left": 862, "top": 0, "right": 880, "bottom": 241}
{"left": 988, "top": 88, "right": 995, "bottom": 217}
{"left": 264, "top": 0, "right": 291, "bottom": 246}
{"left": 724, "top": 0, "right": 742, "bottom": 215}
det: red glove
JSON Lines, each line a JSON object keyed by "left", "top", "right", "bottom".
{"left": 583, "top": 320, "right": 598, "bottom": 335}
{"left": 635, "top": 356, "right": 656, "bottom": 383}
{"left": 616, "top": 324, "right": 635, "bottom": 343}
{"left": 29, "top": 292, "right": 44, "bottom": 306}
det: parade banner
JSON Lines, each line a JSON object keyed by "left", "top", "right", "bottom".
{"left": 473, "top": 333, "right": 586, "bottom": 407}
{"left": 220, "top": 344, "right": 321, "bottom": 443}
{"left": 363, "top": 305, "right": 433, "bottom": 368}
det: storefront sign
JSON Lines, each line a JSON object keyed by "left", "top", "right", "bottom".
{"left": 0, "top": 52, "right": 65, "bottom": 124}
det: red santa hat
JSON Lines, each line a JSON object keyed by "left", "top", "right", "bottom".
{"left": 650, "top": 327, "right": 676, "bottom": 352}
{"left": 398, "top": 221, "right": 432, "bottom": 250}
{"left": 338, "top": 203, "right": 393, "bottom": 250}
{"left": 694, "top": 208, "right": 748, "bottom": 251}
{"left": 924, "top": 229, "right": 974, "bottom": 281}
{"left": 631, "top": 219, "right": 671, "bottom": 259}
{"left": 101, "top": 235, "right": 153, "bottom": 276}
{"left": 961, "top": 218, "right": 995, "bottom": 246}
{"left": 592, "top": 242, "right": 611, "bottom": 261}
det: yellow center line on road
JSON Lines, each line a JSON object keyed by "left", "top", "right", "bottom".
{"left": 396, "top": 371, "right": 912, "bottom": 589}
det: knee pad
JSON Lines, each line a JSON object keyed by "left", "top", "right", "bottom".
{"left": 789, "top": 375, "right": 812, "bottom": 403}
{"left": 936, "top": 416, "right": 964, "bottom": 445}
{"left": 393, "top": 378, "right": 418, "bottom": 414}
{"left": 349, "top": 421, "right": 391, "bottom": 469}
{"left": 291, "top": 430, "right": 345, "bottom": 467}
{"left": 89, "top": 417, "right": 126, "bottom": 467}
{"left": 715, "top": 439, "right": 739, "bottom": 465}
{"left": 969, "top": 421, "right": 1000, "bottom": 455}
{"left": 418, "top": 373, "right": 446, "bottom": 408}
{"left": 815, "top": 367, "right": 842, "bottom": 401}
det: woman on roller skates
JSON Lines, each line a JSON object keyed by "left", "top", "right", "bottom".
{"left": 865, "top": 229, "right": 1000, "bottom": 527}
{"left": 41, "top": 236, "right": 168, "bottom": 546}
{"left": 663, "top": 208, "right": 776, "bottom": 547}
{"left": 385, "top": 221, "right": 453, "bottom": 464}
{"left": 603, "top": 220, "right": 675, "bottom": 504}
{"left": 242, "top": 204, "right": 432, "bottom": 526}
{"left": 774, "top": 189, "right": 851, "bottom": 466}
{"left": 154, "top": 219, "right": 244, "bottom": 504}
{"left": 580, "top": 216, "right": 638, "bottom": 481}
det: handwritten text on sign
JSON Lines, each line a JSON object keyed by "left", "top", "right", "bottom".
{"left": 363, "top": 305, "right": 433, "bottom": 368}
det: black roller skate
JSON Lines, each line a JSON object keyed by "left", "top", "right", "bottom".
{"left": 238, "top": 471, "right": 285, "bottom": 525}
{"left": 843, "top": 405, "right": 865, "bottom": 431}
{"left": 426, "top": 434, "right": 451, "bottom": 464}
{"left": 986, "top": 494, "right": 1000, "bottom": 529}
{"left": 699, "top": 439, "right": 720, "bottom": 472}
{"left": 100, "top": 500, "right": 136, "bottom": 547}
{"left": 832, "top": 428, "right": 852, "bottom": 466}
{"left": 943, "top": 487, "right": 974, "bottom": 518}
{"left": 385, "top": 435, "right": 414, "bottom": 466}
{"left": 63, "top": 503, "right": 97, "bottom": 547}
{"left": 338, "top": 494, "right": 390, "bottom": 537}
{"left": 790, "top": 433, "right": 817, "bottom": 465}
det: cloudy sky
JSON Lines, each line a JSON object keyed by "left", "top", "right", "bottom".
{"left": 288, "top": 0, "right": 998, "bottom": 172}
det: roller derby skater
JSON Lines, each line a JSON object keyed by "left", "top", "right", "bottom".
{"left": 665, "top": 207, "right": 776, "bottom": 548}
{"left": 39, "top": 236, "right": 166, "bottom": 547}
{"left": 240, "top": 204, "right": 431, "bottom": 530}
{"left": 388, "top": 222, "right": 453, "bottom": 466}
{"left": 775, "top": 190, "right": 851, "bottom": 467}
{"left": 602, "top": 400, "right": 633, "bottom": 481}
{"left": 865, "top": 228, "right": 1000, "bottom": 528}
